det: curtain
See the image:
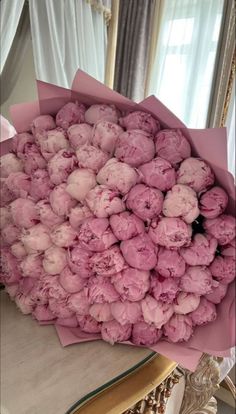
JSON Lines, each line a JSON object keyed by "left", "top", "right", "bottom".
{"left": 0, "top": 0, "right": 25, "bottom": 74}
{"left": 29, "top": 0, "right": 109, "bottom": 88}
{"left": 148, "top": 0, "right": 224, "bottom": 128}
{"left": 113, "top": 0, "right": 155, "bottom": 102}
{"left": 226, "top": 77, "right": 235, "bottom": 177}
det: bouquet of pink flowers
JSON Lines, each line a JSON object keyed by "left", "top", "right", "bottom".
{"left": 1, "top": 71, "right": 235, "bottom": 370}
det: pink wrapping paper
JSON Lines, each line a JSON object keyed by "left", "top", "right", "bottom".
{"left": 1, "top": 70, "right": 235, "bottom": 371}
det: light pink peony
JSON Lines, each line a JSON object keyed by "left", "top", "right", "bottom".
{"left": 203, "top": 214, "right": 236, "bottom": 245}
{"left": 67, "top": 123, "right": 93, "bottom": 149}
{"left": 48, "top": 149, "right": 77, "bottom": 185}
{"left": 90, "top": 246, "right": 125, "bottom": 276}
{"left": 180, "top": 234, "right": 217, "bottom": 266}
{"left": 132, "top": 321, "right": 162, "bottom": 346}
{"left": 101, "top": 320, "right": 132, "bottom": 344}
{"left": 120, "top": 111, "right": 160, "bottom": 135}
{"left": 67, "top": 245, "right": 93, "bottom": 277}
{"left": 150, "top": 274, "right": 179, "bottom": 303}
{"left": 110, "top": 211, "right": 145, "bottom": 241}
{"left": 6, "top": 172, "right": 31, "bottom": 198}
{"left": 56, "top": 102, "right": 86, "bottom": 129}
{"left": 10, "top": 241, "right": 27, "bottom": 259}
{"left": 66, "top": 168, "right": 96, "bottom": 202}
{"left": 21, "top": 224, "right": 52, "bottom": 252}
{"left": 12, "top": 132, "right": 34, "bottom": 158}
{"left": 209, "top": 256, "right": 235, "bottom": 285}
{"left": 49, "top": 183, "right": 77, "bottom": 216}
{"left": 49, "top": 298, "right": 74, "bottom": 318}
{"left": 111, "top": 301, "right": 142, "bottom": 325}
{"left": 88, "top": 277, "right": 120, "bottom": 303}
{"left": 112, "top": 268, "right": 150, "bottom": 301}
{"left": 32, "top": 305, "right": 56, "bottom": 322}
{"left": 97, "top": 158, "right": 138, "bottom": 195}
{"left": 0, "top": 153, "right": 23, "bottom": 178}
{"left": 139, "top": 157, "right": 176, "bottom": 192}
{"left": 155, "top": 248, "right": 186, "bottom": 278}
{"left": 221, "top": 239, "right": 236, "bottom": 260}
{"left": 5, "top": 283, "right": 19, "bottom": 299}
{"left": 0, "top": 248, "right": 21, "bottom": 284}
{"left": 85, "top": 104, "right": 120, "bottom": 125}
{"left": 76, "top": 144, "right": 110, "bottom": 173}
{"left": 92, "top": 120, "right": 123, "bottom": 154}
{"left": 199, "top": 186, "right": 228, "bottom": 218}
{"left": 115, "top": 129, "right": 155, "bottom": 167}
{"left": 15, "top": 294, "right": 35, "bottom": 315}
{"left": 164, "top": 314, "right": 193, "bottom": 343}
{"left": 11, "top": 198, "right": 39, "bottom": 228}
{"left": 79, "top": 218, "right": 117, "bottom": 251}
{"left": 155, "top": 129, "right": 191, "bottom": 166}
{"left": 120, "top": 234, "right": 157, "bottom": 271}
{"left": 59, "top": 266, "right": 86, "bottom": 293}
{"left": 0, "top": 179, "right": 15, "bottom": 207}
{"left": 205, "top": 282, "right": 228, "bottom": 304}
{"left": 31, "top": 115, "right": 56, "bottom": 136}
{"left": 77, "top": 314, "right": 101, "bottom": 333}
{"left": 85, "top": 185, "right": 126, "bottom": 218}
{"left": 20, "top": 254, "right": 44, "bottom": 278}
{"left": 43, "top": 246, "right": 67, "bottom": 275}
{"left": 180, "top": 266, "right": 215, "bottom": 295}
{"left": 67, "top": 289, "right": 90, "bottom": 315}
{"left": 141, "top": 295, "right": 174, "bottom": 328}
{"left": 47, "top": 277, "right": 69, "bottom": 301}
{"left": 89, "top": 303, "right": 114, "bottom": 322}
{"left": 50, "top": 222, "right": 78, "bottom": 247}
{"left": 69, "top": 204, "right": 93, "bottom": 230}
{"left": 29, "top": 169, "right": 53, "bottom": 201}
{"left": 174, "top": 292, "right": 200, "bottom": 314}
{"left": 149, "top": 217, "right": 192, "bottom": 248}
{"left": 162, "top": 184, "right": 199, "bottom": 224}
{"left": 1, "top": 224, "right": 20, "bottom": 245}
{"left": 190, "top": 298, "right": 217, "bottom": 326}
{"left": 39, "top": 128, "right": 69, "bottom": 160}
{"left": 126, "top": 184, "right": 163, "bottom": 220}
{"left": 18, "top": 277, "right": 36, "bottom": 295}
{"left": 0, "top": 206, "right": 12, "bottom": 230}
{"left": 177, "top": 157, "right": 214, "bottom": 193}
{"left": 37, "top": 200, "right": 64, "bottom": 228}
{"left": 22, "top": 143, "right": 47, "bottom": 174}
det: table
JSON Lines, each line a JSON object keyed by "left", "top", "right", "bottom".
{"left": 1, "top": 291, "right": 155, "bottom": 414}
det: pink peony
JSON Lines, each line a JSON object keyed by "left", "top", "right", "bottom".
{"left": 139, "top": 157, "right": 176, "bottom": 192}
{"left": 90, "top": 246, "right": 125, "bottom": 276}
{"left": 115, "top": 129, "right": 155, "bottom": 167}
{"left": 32, "top": 305, "right": 56, "bottom": 322}
{"left": 21, "top": 224, "right": 52, "bottom": 252}
{"left": 29, "top": 169, "right": 53, "bottom": 201}
{"left": 101, "top": 320, "right": 132, "bottom": 344}
{"left": 162, "top": 184, "right": 199, "bottom": 224}
{"left": 37, "top": 200, "right": 64, "bottom": 228}
{"left": 67, "top": 245, "right": 93, "bottom": 277}
{"left": 190, "top": 298, "right": 217, "bottom": 326}
{"left": 205, "top": 282, "right": 228, "bottom": 304}
{"left": 20, "top": 254, "right": 44, "bottom": 278}
{"left": 11, "top": 198, "right": 39, "bottom": 228}
{"left": 111, "top": 301, "right": 142, "bottom": 325}
{"left": 180, "top": 266, "right": 215, "bottom": 295}
{"left": 126, "top": 184, "right": 163, "bottom": 220}
{"left": 203, "top": 214, "right": 236, "bottom": 245}
{"left": 155, "top": 129, "right": 191, "bottom": 166}
{"left": 50, "top": 222, "right": 78, "bottom": 248}
{"left": 59, "top": 266, "right": 86, "bottom": 293}
{"left": 79, "top": 217, "right": 117, "bottom": 251}
{"left": 39, "top": 128, "right": 69, "bottom": 160}
{"left": 15, "top": 294, "right": 35, "bottom": 315}
{"left": 12, "top": 132, "right": 34, "bottom": 158}
{"left": 76, "top": 144, "right": 110, "bottom": 173}
{"left": 0, "top": 248, "right": 21, "bottom": 284}
{"left": 22, "top": 143, "right": 47, "bottom": 174}
{"left": 112, "top": 268, "right": 150, "bottom": 301}
{"left": 132, "top": 321, "right": 162, "bottom": 346}
{"left": 67, "top": 123, "right": 93, "bottom": 149}
{"left": 92, "top": 120, "right": 123, "bottom": 155}
{"left": 1, "top": 224, "right": 20, "bottom": 245}
{"left": 0, "top": 153, "right": 23, "bottom": 178}
{"left": 49, "top": 183, "right": 77, "bottom": 217}
{"left": 56, "top": 102, "right": 86, "bottom": 129}
{"left": 180, "top": 234, "right": 217, "bottom": 266}
{"left": 221, "top": 239, "right": 236, "bottom": 260}
{"left": 42, "top": 246, "right": 67, "bottom": 275}
{"left": 67, "top": 289, "right": 90, "bottom": 315}
{"left": 85, "top": 185, "right": 126, "bottom": 218}
{"left": 149, "top": 217, "right": 192, "bottom": 248}
{"left": 177, "top": 157, "right": 214, "bottom": 193}
{"left": 97, "top": 158, "right": 138, "bottom": 195}
{"left": 77, "top": 314, "right": 101, "bottom": 333}
{"left": 164, "top": 314, "right": 193, "bottom": 343}
{"left": 69, "top": 204, "right": 93, "bottom": 230}
{"left": 6, "top": 172, "right": 31, "bottom": 198}
{"left": 209, "top": 256, "right": 235, "bottom": 285}
{"left": 120, "top": 234, "right": 157, "bottom": 271}
{"left": 199, "top": 186, "right": 228, "bottom": 218}
{"left": 89, "top": 303, "right": 114, "bottom": 322}
{"left": 110, "top": 211, "right": 145, "bottom": 241}
{"left": 150, "top": 274, "right": 179, "bottom": 303}
{"left": 47, "top": 277, "right": 69, "bottom": 301}
{"left": 66, "top": 168, "right": 96, "bottom": 202}
{"left": 0, "top": 206, "right": 12, "bottom": 229}
{"left": 5, "top": 283, "right": 19, "bottom": 299}
{"left": 120, "top": 111, "right": 160, "bottom": 135}
{"left": 0, "top": 179, "right": 15, "bottom": 207}
{"left": 10, "top": 241, "right": 27, "bottom": 259}
{"left": 31, "top": 115, "right": 56, "bottom": 136}
{"left": 174, "top": 292, "right": 200, "bottom": 314}
{"left": 85, "top": 104, "right": 120, "bottom": 125}
{"left": 48, "top": 149, "right": 77, "bottom": 185}
{"left": 155, "top": 247, "right": 186, "bottom": 278}
{"left": 49, "top": 298, "right": 74, "bottom": 318}
{"left": 88, "top": 277, "right": 120, "bottom": 304}
{"left": 141, "top": 295, "right": 174, "bottom": 328}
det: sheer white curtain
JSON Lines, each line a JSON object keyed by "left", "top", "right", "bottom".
{"left": 148, "top": 0, "right": 224, "bottom": 128}
{"left": 0, "top": 0, "right": 25, "bottom": 74}
{"left": 226, "top": 78, "right": 235, "bottom": 177}
{"left": 29, "top": 0, "right": 108, "bottom": 88}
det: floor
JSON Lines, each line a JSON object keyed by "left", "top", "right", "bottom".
{"left": 217, "top": 400, "right": 235, "bottom": 414}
